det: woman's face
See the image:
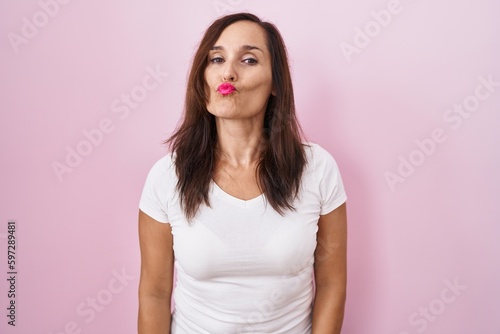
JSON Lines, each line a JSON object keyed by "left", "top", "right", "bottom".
{"left": 204, "top": 20, "right": 274, "bottom": 122}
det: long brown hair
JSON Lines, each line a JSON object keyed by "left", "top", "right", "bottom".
{"left": 166, "top": 12, "right": 307, "bottom": 220}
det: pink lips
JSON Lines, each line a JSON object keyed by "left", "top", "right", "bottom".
{"left": 217, "top": 82, "right": 236, "bottom": 96}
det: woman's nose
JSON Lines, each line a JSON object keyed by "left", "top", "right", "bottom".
{"left": 222, "top": 61, "right": 237, "bottom": 82}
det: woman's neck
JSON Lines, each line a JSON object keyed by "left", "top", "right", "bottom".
{"left": 215, "top": 117, "right": 265, "bottom": 168}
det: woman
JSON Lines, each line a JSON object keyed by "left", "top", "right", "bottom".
{"left": 138, "top": 12, "right": 347, "bottom": 334}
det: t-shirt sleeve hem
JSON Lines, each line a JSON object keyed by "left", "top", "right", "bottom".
{"left": 320, "top": 194, "right": 347, "bottom": 216}
{"left": 139, "top": 204, "right": 170, "bottom": 224}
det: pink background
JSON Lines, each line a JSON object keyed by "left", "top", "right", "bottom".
{"left": 1, "top": 0, "right": 499, "bottom": 333}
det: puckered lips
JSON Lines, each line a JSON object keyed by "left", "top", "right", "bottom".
{"left": 217, "top": 82, "right": 236, "bottom": 96}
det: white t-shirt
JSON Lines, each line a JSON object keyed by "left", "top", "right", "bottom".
{"left": 139, "top": 143, "right": 347, "bottom": 334}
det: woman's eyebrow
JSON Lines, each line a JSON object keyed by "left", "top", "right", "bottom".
{"left": 210, "top": 45, "right": 264, "bottom": 53}
{"left": 241, "top": 45, "right": 263, "bottom": 53}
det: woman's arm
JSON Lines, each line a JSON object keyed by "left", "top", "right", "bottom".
{"left": 138, "top": 210, "right": 174, "bottom": 334}
{"left": 312, "top": 203, "right": 347, "bottom": 334}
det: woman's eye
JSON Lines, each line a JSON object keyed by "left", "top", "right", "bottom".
{"left": 243, "top": 58, "right": 258, "bottom": 65}
{"left": 210, "top": 57, "right": 224, "bottom": 64}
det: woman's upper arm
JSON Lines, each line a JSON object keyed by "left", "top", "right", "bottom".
{"left": 314, "top": 202, "right": 347, "bottom": 287}
{"left": 138, "top": 210, "right": 174, "bottom": 298}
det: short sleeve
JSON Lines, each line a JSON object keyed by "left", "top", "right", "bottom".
{"left": 314, "top": 144, "right": 347, "bottom": 215}
{"left": 138, "top": 155, "right": 172, "bottom": 224}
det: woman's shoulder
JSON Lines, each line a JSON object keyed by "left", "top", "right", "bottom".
{"left": 145, "top": 151, "right": 176, "bottom": 180}
{"left": 302, "top": 142, "right": 337, "bottom": 165}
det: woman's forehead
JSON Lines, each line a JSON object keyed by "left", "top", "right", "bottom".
{"left": 213, "top": 21, "right": 268, "bottom": 51}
